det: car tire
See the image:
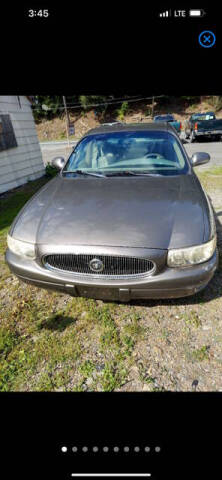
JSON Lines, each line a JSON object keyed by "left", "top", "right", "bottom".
{"left": 215, "top": 135, "right": 221, "bottom": 142}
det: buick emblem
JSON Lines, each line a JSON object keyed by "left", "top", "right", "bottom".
{"left": 89, "top": 258, "right": 104, "bottom": 273}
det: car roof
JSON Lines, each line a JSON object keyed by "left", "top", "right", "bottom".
{"left": 83, "top": 122, "right": 175, "bottom": 137}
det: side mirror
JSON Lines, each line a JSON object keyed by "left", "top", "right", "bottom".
{"left": 191, "top": 152, "right": 210, "bottom": 167}
{"left": 51, "top": 157, "right": 65, "bottom": 170}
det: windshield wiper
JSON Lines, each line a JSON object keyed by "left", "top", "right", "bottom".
{"left": 106, "top": 171, "right": 163, "bottom": 177}
{"left": 126, "top": 171, "right": 163, "bottom": 176}
{"left": 62, "top": 170, "right": 107, "bottom": 178}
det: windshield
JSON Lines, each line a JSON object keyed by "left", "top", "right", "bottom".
{"left": 63, "top": 131, "right": 189, "bottom": 176}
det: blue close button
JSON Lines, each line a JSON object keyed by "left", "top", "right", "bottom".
{"left": 198, "top": 30, "right": 216, "bottom": 48}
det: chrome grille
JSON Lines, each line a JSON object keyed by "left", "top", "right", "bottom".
{"left": 43, "top": 254, "right": 155, "bottom": 278}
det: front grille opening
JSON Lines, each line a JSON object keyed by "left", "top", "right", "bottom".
{"left": 43, "top": 254, "right": 155, "bottom": 278}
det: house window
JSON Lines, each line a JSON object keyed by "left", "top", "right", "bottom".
{"left": 0, "top": 115, "right": 17, "bottom": 152}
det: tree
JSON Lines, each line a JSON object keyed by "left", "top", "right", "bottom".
{"left": 32, "top": 96, "right": 62, "bottom": 121}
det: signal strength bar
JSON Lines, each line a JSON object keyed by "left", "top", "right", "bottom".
{"left": 159, "top": 10, "right": 171, "bottom": 17}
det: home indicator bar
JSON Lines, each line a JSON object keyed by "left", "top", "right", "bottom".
{"left": 71, "top": 475, "right": 151, "bottom": 478}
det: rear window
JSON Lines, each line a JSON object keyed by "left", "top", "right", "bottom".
{"left": 192, "top": 113, "right": 215, "bottom": 121}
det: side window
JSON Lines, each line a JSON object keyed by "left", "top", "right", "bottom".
{"left": 172, "top": 139, "right": 185, "bottom": 168}
{"left": 0, "top": 114, "right": 17, "bottom": 152}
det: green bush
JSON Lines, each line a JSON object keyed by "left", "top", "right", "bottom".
{"left": 32, "top": 96, "right": 62, "bottom": 122}
{"left": 79, "top": 95, "right": 108, "bottom": 113}
{"left": 116, "top": 101, "right": 129, "bottom": 120}
{"left": 45, "top": 163, "right": 58, "bottom": 178}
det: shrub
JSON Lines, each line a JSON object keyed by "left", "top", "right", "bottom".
{"left": 116, "top": 101, "right": 129, "bottom": 120}
{"left": 32, "top": 96, "right": 62, "bottom": 122}
{"left": 45, "top": 163, "right": 58, "bottom": 178}
{"left": 79, "top": 95, "right": 107, "bottom": 112}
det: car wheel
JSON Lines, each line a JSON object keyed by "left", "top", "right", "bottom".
{"left": 215, "top": 135, "right": 221, "bottom": 142}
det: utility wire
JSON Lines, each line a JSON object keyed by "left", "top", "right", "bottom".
{"left": 32, "top": 94, "right": 151, "bottom": 108}
{"left": 63, "top": 94, "right": 143, "bottom": 106}
{"left": 32, "top": 95, "right": 165, "bottom": 110}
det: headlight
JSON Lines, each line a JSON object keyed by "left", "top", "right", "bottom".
{"left": 167, "top": 236, "right": 217, "bottom": 267}
{"left": 7, "top": 235, "right": 36, "bottom": 259}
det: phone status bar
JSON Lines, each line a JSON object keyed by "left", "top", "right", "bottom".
{"left": 159, "top": 9, "right": 206, "bottom": 18}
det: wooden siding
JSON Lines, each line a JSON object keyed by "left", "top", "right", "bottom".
{"left": 0, "top": 96, "right": 45, "bottom": 194}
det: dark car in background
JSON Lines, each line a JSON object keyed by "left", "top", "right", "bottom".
{"left": 6, "top": 122, "right": 218, "bottom": 302}
{"left": 184, "top": 112, "right": 222, "bottom": 142}
{"left": 154, "top": 114, "right": 182, "bottom": 136}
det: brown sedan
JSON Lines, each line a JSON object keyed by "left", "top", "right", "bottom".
{"left": 6, "top": 123, "right": 218, "bottom": 301}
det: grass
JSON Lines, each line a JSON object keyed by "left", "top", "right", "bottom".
{"left": 196, "top": 168, "right": 222, "bottom": 190}
{"left": 182, "top": 311, "right": 202, "bottom": 329}
{"left": 138, "top": 362, "right": 156, "bottom": 385}
{"left": 0, "top": 293, "right": 137, "bottom": 391}
{"left": 191, "top": 345, "right": 210, "bottom": 362}
{"left": 0, "top": 171, "right": 222, "bottom": 391}
{"left": 204, "top": 167, "right": 222, "bottom": 176}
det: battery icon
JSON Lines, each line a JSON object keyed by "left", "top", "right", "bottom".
{"left": 189, "top": 9, "right": 206, "bottom": 17}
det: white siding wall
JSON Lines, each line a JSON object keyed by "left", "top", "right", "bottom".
{"left": 0, "top": 96, "right": 45, "bottom": 194}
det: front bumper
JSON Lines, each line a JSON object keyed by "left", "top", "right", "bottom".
{"left": 5, "top": 247, "right": 218, "bottom": 301}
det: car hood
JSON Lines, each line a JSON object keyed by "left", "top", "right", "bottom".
{"left": 11, "top": 174, "right": 206, "bottom": 249}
